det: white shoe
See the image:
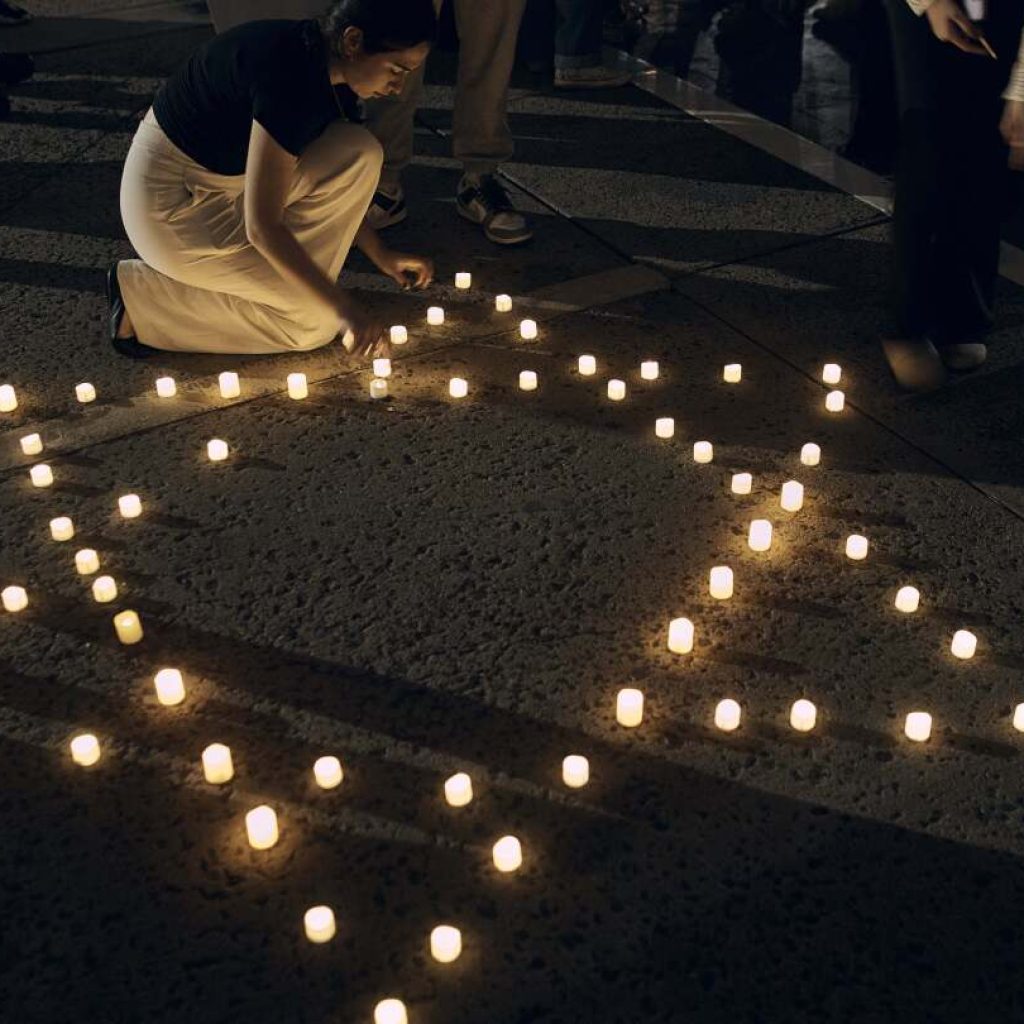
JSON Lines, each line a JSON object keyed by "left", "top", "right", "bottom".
{"left": 455, "top": 174, "right": 533, "bottom": 246}
{"left": 365, "top": 186, "right": 407, "bottom": 230}
{"left": 554, "top": 65, "right": 632, "bottom": 89}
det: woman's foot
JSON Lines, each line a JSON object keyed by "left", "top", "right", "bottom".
{"left": 116, "top": 308, "right": 134, "bottom": 339}
{"left": 880, "top": 336, "right": 947, "bottom": 393}
{"left": 106, "top": 262, "right": 157, "bottom": 359}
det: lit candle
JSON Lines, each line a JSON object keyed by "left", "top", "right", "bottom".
{"left": 218, "top": 371, "right": 240, "bottom": 399}
{"left": 723, "top": 363, "right": 742, "bottom": 383}
{"left": 492, "top": 835, "right": 523, "bottom": 872}
{"left": 155, "top": 376, "right": 177, "bottom": 398}
{"left": 578, "top": 355, "right": 597, "bottom": 376}
{"left": 895, "top": 586, "right": 920, "bottom": 613}
{"left": 667, "top": 616, "right": 694, "bottom": 654}
{"left": 427, "top": 306, "right": 445, "bottom": 326}
{"left": 616, "top": 687, "right": 644, "bottom": 727}
{"left": 714, "top": 698, "right": 741, "bottom": 732}
{"left": 75, "top": 548, "right": 100, "bottom": 575}
{"left": 1013, "top": 703, "right": 1024, "bottom": 732}
{"left": 822, "top": 363, "right": 842, "bottom": 385}
{"left": 373, "top": 358, "right": 392, "bottom": 379}
{"left": 562, "top": 754, "right": 590, "bottom": 788}
{"left": 113, "top": 610, "right": 143, "bottom": 645}
{"left": 904, "top": 711, "right": 932, "bottom": 742}
{"left": 313, "top": 755, "right": 343, "bottom": 789}
{"left": 70, "top": 733, "right": 100, "bottom": 766}
{"left": 444, "top": 772, "right": 473, "bottom": 807}
{"left": 655, "top": 417, "right": 674, "bottom": 439}
{"left": 519, "top": 319, "right": 537, "bottom": 340}
{"left": 304, "top": 905, "right": 336, "bottom": 944}
{"left": 800, "top": 442, "right": 821, "bottom": 467}
{"left": 374, "top": 1000, "right": 408, "bottom": 1024}
{"left": 951, "top": 630, "right": 977, "bottom": 660}
{"left": 207, "top": 439, "right": 229, "bottom": 462}
{"left": 30, "top": 464, "right": 53, "bottom": 488}
{"left": 640, "top": 360, "right": 659, "bottom": 381}
{"left": 748, "top": 519, "right": 773, "bottom": 552}
{"left": 154, "top": 668, "right": 185, "bottom": 706}
{"left": 430, "top": 924, "right": 463, "bottom": 963}
{"left": 693, "top": 441, "right": 713, "bottom": 464}
{"left": 287, "top": 373, "right": 308, "bottom": 399}
{"left": 118, "top": 494, "right": 142, "bottom": 519}
{"left": 390, "top": 325, "right": 408, "bottom": 344}
{"left": 0, "top": 384, "right": 17, "bottom": 412}
{"left": 825, "top": 389, "right": 845, "bottom": 412}
{"left": 202, "top": 743, "right": 233, "bottom": 784}
{"left": 607, "top": 379, "right": 626, "bottom": 401}
{"left": 75, "top": 382, "right": 97, "bottom": 404}
{"left": 369, "top": 378, "right": 388, "bottom": 400}
{"left": 455, "top": 271, "right": 472, "bottom": 290}
{"left": 91, "top": 575, "right": 118, "bottom": 603}
{"left": 49, "top": 517, "right": 74, "bottom": 542}
{"left": 2, "top": 586, "right": 28, "bottom": 612}
{"left": 709, "top": 566, "right": 734, "bottom": 600}
{"left": 495, "top": 294, "right": 512, "bottom": 313}
{"left": 790, "top": 699, "right": 817, "bottom": 732}
{"left": 780, "top": 480, "right": 804, "bottom": 512}
{"left": 845, "top": 534, "right": 869, "bottom": 560}
{"left": 245, "top": 805, "right": 279, "bottom": 850}
{"left": 731, "top": 473, "right": 752, "bottom": 495}
{"left": 20, "top": 433, "right": 42, "bottom": 456}
{"left": 449, "top": 378, "right": 468, "bottom": 399}
{"left": 519, "top": 370, "right": 537, "bottom": 391}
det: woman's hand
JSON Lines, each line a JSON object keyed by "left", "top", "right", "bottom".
{"left": 924, "top": 0, "right": 986, "bottom": 55}
{"left": 336, "top": 293, "right": 386, "bottom": 358}
{"left": 1001, "top": 100, "right": 1024, "bottom": 170}
{"left": 373, "top": 248, "right": 435, "bottom": 290}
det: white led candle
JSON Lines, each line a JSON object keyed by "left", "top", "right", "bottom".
{"left": 154, "top": 668, "right": 185, "bottom": 706}
{"left": 75, "top": 549, "right": 99, "bottom": 575}
{"left": 668, "top": 616, "right": 694, "bottom": 654}
{"left": 495, "top": 294, "right": 512, "bottom": 313}
{"left": 693, "top": 441, "right": 713, "bottom": 464}
{"left": 845, "top": 535, "right": 869, "bottom": 560}
{"left": 49, "top": 517, "right": 74, "bottom": 542}
{"left": 449, "top": 378, "right": 468, "bottom": 399}
{"left": 714, "top": 698, "right": 742, "bottom": 732}
{"left": 800, "top": 442, "right": 821, "bottom": 467}
{"left": 390, "top": 325, "right": 408, "bottom": 344}
{"left": 607, "top": 379, "right": 626, "bottom": 401}
{"left": 780, "top": 480, "right": 804, "bottom": 512}
{"left": 113, "top": 610, "right": 143, "bottom": 645}
{"left": 790, "top": 699, "right": 817, "bottom": 733}
{"left": 75, "top": 382, "right": 97, "bottom": 404}
{"left": 519, "top": 319, "right": 537, "bottom": 340}
{"left": 91, "top": 575, "right": 118, "bottom": 603}
{"left": 951, "top": 630, "right": 977, "bottom": 660}
{"left": 20, "top": 433, "right": 42, "bottom": 456}
{"left": 825, "top": 389, "right": 845, "bottom": 412}
{"left": 822, "top": 363, "right": 842, "bottom": 385}
{"left": 70, "top": 733, "right": 100, "bottom": 766}
{"left": 748, "top": 519, "right": 773, "bottom": 552}
{"left": 731, "top": 473, "right": 752, "bottom": 495}
{"left": 492, "top": 835, "right": 522, "bottom": 872}
{"left": 218, "top": 371, "right": 240, "bottom": 399}
{"left": 155, "top": 376, "right": 177, "bottom": 398}
{"left": 427, "top": 306, "right": 445, "bottom": 326}
{"left": 430, "top": 925, "right": 462, "bottom": 963}
{"left": 287, "top": 372, "right": 308, "bottom": 399}
{"left": 895, "top": 586, "right": 920, "bottom": 613}
{"left": 2, "top": 586, "right": 27, "bottom": 612}
{"left": 444, "top": 772, "right": 473, "bottom": 807}
{"left": 207, "top": 439, "right": 229, "bottom": 462}
{"left": 709, "top": 566, "right": 734, "bottom": 600}
{"left": 519, "top": 370, "right": 538, "bottom": 391}
{"left": 304, "top": 905, "right": 336, "bottom": 944}
{"left": 369, "top": 378, "right": 388, "bottom": 400}
{"left": 723, "top": 363, "right": 742, "bottom": 383}
{"left": 655, "top": 417, "right": 674, "bottom": 439}
{"left": 455, "top": 271, "right": 471, "bottom": 290}
{"left": 313, "top": 755, "right": 343, "bottom": 789}
{"left": 1013, "top": 703, "right": 1024, "bottom": 732}
{"left": 0, "top": 384, "right": 17, "bottom": 412}
{"left": 118, "top": 494, "right": 142, "bottom": 519}
{"left": 904, "top": 711, "right": 932, "bottom": 742}
{"left": 562, "top": 754, "right": 590, "bottom": 788}
{"left": 374, "top": 1000, "right": 408, "bottom": 1024}
{"left": 202, "top": 743, "right": 233, "bottom": 784}
{"left": 30, "top": 464, "right": 53, "bottom": 488}
{"left": 578, "top": 355, "right": 597, "bottom": 376}
{"left": 616, "top": 688, "right": 644, "bottom": 727}
{"left": 373, "top": 358, "right": 392, "bottom": 379}
{"left": 640, "top": 360, "right": 659, "bottom": 381}
{"left": 245, "top": 805, "right": 279, "bottom": 850}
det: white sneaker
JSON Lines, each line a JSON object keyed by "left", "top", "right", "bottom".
{"left": 365, "top": 186, "right": 407, "bottom": 230}
{"left": 554, "top": 65, "right": 632, "bottom": 89}
{"left": 455, "top": 174, "right": 533, "bottom": 246}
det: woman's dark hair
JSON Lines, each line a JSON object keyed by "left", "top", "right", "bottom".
{"left": 321, "top": 0, "right": 437, "bottom": 55}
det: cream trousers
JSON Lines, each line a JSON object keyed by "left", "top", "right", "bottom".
{"left": 118, "top": 108, "right": 382, "bottom": 355}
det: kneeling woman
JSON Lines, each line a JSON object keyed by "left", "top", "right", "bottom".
{"left": 111, "top": 0, "right": 436, "bottom": 359}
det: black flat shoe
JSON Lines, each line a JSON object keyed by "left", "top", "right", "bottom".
{"left": 106, "top": 262, "right": 156, "bottom": 359}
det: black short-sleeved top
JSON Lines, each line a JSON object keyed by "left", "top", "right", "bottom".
{"left": 152, "top": 19, "right": 360, "bottom": 176}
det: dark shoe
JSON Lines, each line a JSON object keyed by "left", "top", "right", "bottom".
{"left": 0, "top": 1, "right": 31, "bottom": 25}
{"left": 106, "top": 262, "right": 156, "bottom": 359}
{"left": 364, "top": 186, "right": 407, "bottom": 230}
{"left": 939, "top": 342, "right": 987, "bottom": 372}
{"left": 880, "top": 337, "right": 947, "bottom": 393}
{"left": 456, "top": 174, "right": 533, "bottom": 245}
